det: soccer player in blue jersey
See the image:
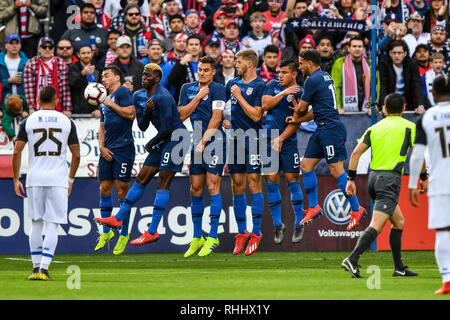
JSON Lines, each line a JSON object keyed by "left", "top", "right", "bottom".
{"left": 261, "top": 59, "right": 306, "bottom": 244}
{"left": 178, "top": 56, "right": 227, "bottom": 257}
{"left": 95, "top": 65, "right": 135, "bottom": 255}
{"left": 94, "top": 63, "right": 190, "bottom": 246}
{"left": 286, "top": 50, "right": 366, "bottom": 231}
{"left": 225, "top": 49, "right": 266, "bottom": 256}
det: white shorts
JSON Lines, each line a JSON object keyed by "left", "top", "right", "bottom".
{"left": 428, "top": 194, "right": 450, "bottom": 229}
{"left": 27, "top": 186, "right": 68, "bottom": 224}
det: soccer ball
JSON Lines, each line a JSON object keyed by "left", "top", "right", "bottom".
{"left": 84, "top": 83, "right": 107, "bottom": 106}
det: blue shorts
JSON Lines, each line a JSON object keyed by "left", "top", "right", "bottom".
{"left": 262, "top": 138, "right": 300, "bottom": 174}
{"left": 304, "top": 123, "right": 347, "bottom": 164}
{"left": 226, "top": 138, "right": 261, "bottom": 174}
{"left": 98, "top": 144, "right": 135, "bottom": 182}
{"left": 189, "top": 139, "right": 226, "bottom": 176}
{"left": 144, "top": 135, "right": 188, "bottom": 172}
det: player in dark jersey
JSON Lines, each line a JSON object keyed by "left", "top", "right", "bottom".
{"left": 95, "top": 63, "right": 190, "bottom": 246}
{"left": 95, "top": 65, "right": 135, "bottom": 255}
{"left": 225, "top": 49, "right": 266, "bottom": 256}
{"left": 261, "top": 59, "right": 306, "bottom": 245}
{"left": 178, "top": 56, "right": 227, "bottom": 257}
{"left": 286, "top": 50, "right": 366, "bottom": 231}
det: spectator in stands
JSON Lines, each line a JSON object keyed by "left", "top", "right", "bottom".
{"left": 109, "top": 0, "right": 147, "bottom": 30}
{"left": 407, "top": 0, "right": 429, "bottom": 17}
{"left": 331, "top": 36, "right": 372, "bottom": 114}
{"left": 202, "top": 9, "right": 227, "bottom": 42}
{"left": 1, "top": 94, "right": 28, "bottom": 138}
{"left": 160, "top": 0, "right": 184, "bottom": 38}
{"left": 263, "top": 0, "right": 285, "bottom": 31}
{"left": 69, "top": 43, "right": 101, "bottom": 117}
{"left": 165, "top": 33, "right": 187, "bottom": 65}
{"left": 293, "top": 0, "right": 307, "bottom": 17}
{"left": 0, "top": 34, "right": 28, "bottom": 105}
{"left": 423, "top": 0, "right": 448, "bottom": 33}
{"left": 116, "top": 4, "right": 156, "bottom": 60}
{"left": 0, "top": 0, "right": 48, "bottom": 58}
{"left": 139, "top": 39, "right": 172, "bottom": 90}
{"left": 110, "top": 35, "right": 144, "bottom": 92}
{"left": 204, "top": 37, "right": 221, "bottom": 60}
{"left": 161, "top": 13, "right": 185, "bottom": 52}
{"left": 298, "top": 34, "right": 316, "bottom": 53}
{"left": 379, "top": 39, "right": 426, "bottom": 114}
{"left": 382, "top": 0, "right": 412, "bottom": 23}
{"left": 241, "top": 11, "right": 272, "bottom": 58}
{"left": 148, "top": 0, "right": 165, "bottom": 41}
{"left": 257, "top": 45, "right": 279, "bottom": 83}
{"left": 167, "top": 34, "right": 202, "bottom": 102}
{"left": 428, "top": 25, "right": 450, "bottom": 75}
{"left": 413, "top": 44, "right": 432, "bottom": 76}
{"left": 422, "top": 52, "right": 446, "bottom": 108}
{"left": 316, "top": 34, "right": 338, "bottom": 74}
{"left": 338, "top": 0, "right": 353, "bottom": 18}
{"left": 60, "top": 2, "right": 109, "bottom": 63}
{"left": 213, "top": 49, "right": 237, "bottom": 86}
{"left": 403, "top": 11, "right": 430, "bottom": 57}
{"left": 100, "top": 29, "right": 121, "bottom": 67}
{"left": 303, "top": 0, "right": 341, "bottom": 18}
{"left": 183, "top": 9, "right": 204, "bottom": 39}
{"left": 24, "top": 37, "right": 72, "bottom": 117}
{"left": 56, "top": 39, "right": 78, "bottom": 67}
{"left": 379, "top": 13, "right": 407, "bottom": 57}
{"left": 89, "top": 0, "right": 110, "bottom": 29}
{"left": 220, "top": 19, "right": 242, "bottom": 53}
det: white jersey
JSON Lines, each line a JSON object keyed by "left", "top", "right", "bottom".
{"left": 16, "top": 110, "right": 79, "bottom": 188}
{"left": 416, "top": 101, "right": 450, "bottom": 196}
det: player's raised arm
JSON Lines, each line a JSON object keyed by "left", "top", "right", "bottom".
{"left": 103, "top": 87, "right": 135, "bottom": 120}
{"left": 262, "top": 81, "right": 300, "bottom": 112}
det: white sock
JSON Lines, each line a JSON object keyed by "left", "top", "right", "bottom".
{"left": 29, "top": 220, "right": 44, "bottom": 269}
{"left": 40, "top": 222, "right": 59, "bottom": 271}
{"left": 435, "top": 230, "right": 450, "bottom": 283}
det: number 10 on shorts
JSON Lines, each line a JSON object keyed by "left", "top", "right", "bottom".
{"left": 326, "top": 145, "right": 335, "bottom": 160}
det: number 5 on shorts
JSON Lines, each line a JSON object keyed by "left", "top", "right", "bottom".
{"left": 121, "top": 163, "right": 127, "bottom": 174}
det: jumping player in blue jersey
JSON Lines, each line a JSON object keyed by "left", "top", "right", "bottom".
{"left": 261, "top": 59, "right": 306, "bottom": 245}
{"left": 285, "top": 50, "right": 366, "bottom": 231}
{"left": 225, "top": 49, "right": 266, "bottom": 256}
{"left": 95, "top": 63, "right": 190, "bottom": 246}
{"left": 95, "top": 65, "right": 135, "bottom": 255}
{"left": 178, "top": 56, "right": 227, "bottom": 257}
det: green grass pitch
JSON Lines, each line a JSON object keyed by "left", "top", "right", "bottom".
{"left": 0, "top": 251, "right": 448, "bottom": 300}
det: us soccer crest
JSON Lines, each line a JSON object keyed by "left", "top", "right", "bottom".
{"left": 287, "top": 94, "right": 294, "bottom": 102}
{"left": 202, "top": 95, "right": 209, "bottom": 101}
{"left": 246, "top": 87, "right": 253, "bottom": 95}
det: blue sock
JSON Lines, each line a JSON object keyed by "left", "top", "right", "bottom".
{"left": 100, "top": 194, "right": 113, "bottom": 233}
{"left": 267, "top": 182, "right": 282, "bottom": 227}
{"left": 336, "top": 172, "right": 360, "bottom": 212}
{"left": 118, "top": 199, "right": 130, "bottom": 236}
{"left": 302, "top": 170, "right": 318, "bottom": 208}
{"left": 208, "top": 194, "right": 222, "bottom": 239}
{"left": 251, "top": 192, "right": 264, "bottom": 236}
{"left": 288, "top": 181, "right": 304, "bottom": 225}
{"left": 148, "top": 189, "right": 170, "bottom": 235}
{"left": 115, "top": 182, "right": 146, "bottom": 222}
{"left": 233, "top": 194, "right": 247, "bottom": 234}
{"left": 191, "top": 196, "right": 204, "bottom": 239}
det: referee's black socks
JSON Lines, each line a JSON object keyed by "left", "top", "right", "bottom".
{"left": 389, "top": 228, "right": 404, "bottom": 270}
{"left": 349, "top": 227, "right": 378, "bottom": 264}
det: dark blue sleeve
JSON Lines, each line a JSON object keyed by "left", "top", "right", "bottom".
{"left": 263, "top": 80, "right": 276, "bottom": 96}
{"left": 134, "top": 92, "right": 151, "bottom": 131}
{"left": 117, "top": 86, "right": 133, "bottom": 107}
{"left": 178, "top": 83, "right": 190, "bottom": 107}
{"left": 213, "top": 83, "right": 227, "bottom": 103}
{"left": 300, "top": 76, "right": 317, "bottom": 103}
{"left": 253, "top": 81, "right": 265, "bottom": 107}
{"left": 145, "top": 94, "right": 174, "bottom": 149}
{"left": 225, "top": 79, "right": 232, "bottom": 101}
{"left": 100, "top": 106, "right": 104, "bottom": 123}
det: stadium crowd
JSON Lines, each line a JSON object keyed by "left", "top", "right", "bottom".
{"left": 0, "top": 0, "right": 449, "bottom": 138}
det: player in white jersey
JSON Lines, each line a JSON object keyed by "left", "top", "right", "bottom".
{"left": 12, "top": 86, "right": 80, "bottom": 281}
{"left": 409, "top": 75, "right": 450, "bottom": 295}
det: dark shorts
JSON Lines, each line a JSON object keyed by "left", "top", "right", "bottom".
{"left": 226, "top": 138, "right": 261, "bottom": 174}
{"left": 304, "top": 123, "right": 347, "bottom": 164}
{"left": 144, "top": 136, "right": 188, "bottom": 173}
{"left": 98, "top": 144, "right": 135, "bottom": 182}
{"left": 368, "top": 171, "right": 402, "bottom": 216}
{"left": 262, "top": 138, "right": 300, "bottom": 174}
{"left": 189, "top": 137, "right": 226, "bottom": 176}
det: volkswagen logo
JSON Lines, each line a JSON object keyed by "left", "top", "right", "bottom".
{"left": 323, "top": 190, "right": 351, "bottom": 225}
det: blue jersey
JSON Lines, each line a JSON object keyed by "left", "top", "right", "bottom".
{"left": 226, "top": 76, "right": 266, "bottom": 132}
{"left": 179, "top": 81, "right": 226, "bottom": 145}
{"left": 134, "top": 84, "right": 186, "bottom": 148}
{"left": 263, "top": 80, "right": 303, "bottom": 142}
{"left": 301, "top": 69, "right": 341, "bottom": 127}
{"left": 100, "top": 86, "right": 134, "bottom": 149}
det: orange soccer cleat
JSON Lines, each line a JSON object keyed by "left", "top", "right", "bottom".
{"left": 299, "top": 205, "right": 323, "bottom": 226}
{"left": 435, "top": 282, "right": 450, "bottom": 295}
{"left": 244, "top": 233, "right": 263, "bottom": 256}
{"left": 346, "top": 207, "right": 367, "bottom": 231}
{"left": 130, "top": 231, "right": 160, "bottom": 246}
{"left": 94, "top": 216, "right": 123, "bottom": 229}
{"left": 233, "top": 231, "right": 250, "bottom": 255}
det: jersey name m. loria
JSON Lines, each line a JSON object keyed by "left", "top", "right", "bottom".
{"left": 415, "top": 101, "right": 450, "bottom": 196}
{"left": 16, "top": 109, "right": 79, "bottom": 188}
